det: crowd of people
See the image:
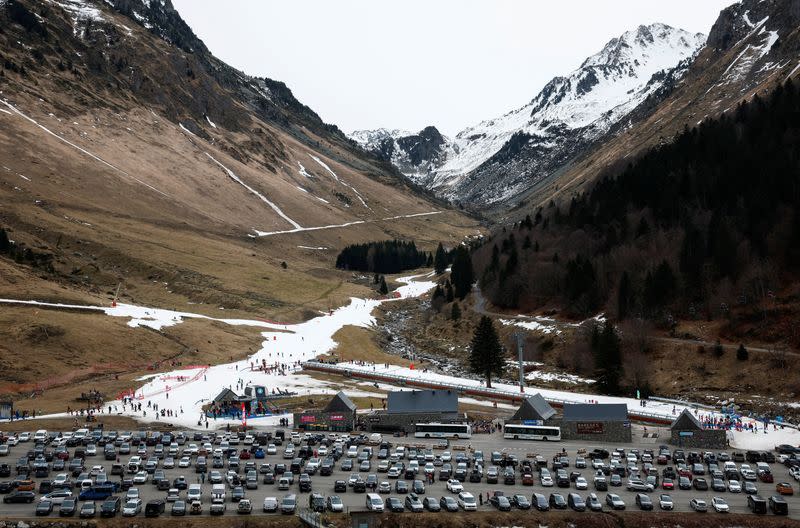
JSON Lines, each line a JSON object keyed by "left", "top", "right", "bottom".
{"left": 698, "top": 412, "right": 784, "bottom": 433}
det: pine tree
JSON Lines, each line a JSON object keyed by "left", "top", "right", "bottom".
{"left": 489, "top": 245, "right": 500, "bottom": 271}
{"left": 450, "top": 246, "right": 473, "bottom": 300}
{"left": 635, "top": 217, "right": 650, "bottom": 238}
{"left": 445, "top": 280, "right": 454, "bottom": 303}
{"left": 432, "top": 284, "right": 444, "bottom": 301}
{"left": 592, "top": 321, "right": 622, "bottom": 395}
{"left": 0, "top": 228, "right": 10, "bottom": 253}
{"left": 469, "top": 316, "right": 505, "bottom": 388}
{"left": 451, "top": 303, "right": 461, "bottom": 321}
{"left": 378, "top": 276, "right": 388, "bottom": 295}
{"left": 736, "top": 344, "right": 749, "bottom": 361}
{"left": 434, "top": 243, "right": 447, "bottom": 275}
{"left": 617, "top": 271, "right": 630, "bottom": 320}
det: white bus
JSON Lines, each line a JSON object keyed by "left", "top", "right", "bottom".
{"left": 503, "top": 424, "right": 561, "bottom": 441}
{"left": 414, "top": 423, "right": 472, "bottom": 439}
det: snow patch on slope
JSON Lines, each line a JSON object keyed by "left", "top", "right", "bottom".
{"left": 204, "top": 153, "right": 302, "bottom": 230}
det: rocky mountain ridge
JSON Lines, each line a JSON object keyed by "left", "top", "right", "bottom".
{"left": 352, "top": 23, "right": 706, "bottom": 208}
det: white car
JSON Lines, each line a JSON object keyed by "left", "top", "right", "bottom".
{"left": 690, "top": 498, "right": 708, "bottom": 512}
{"left": 446, "top": 479, "right": 463, "bottom": 493}
{"left": 243, "top": 435, "right": 254, "bottom": 445}
{"left": 541, "top": 474, "right": 554, "bottom": 487}
{"left": 267, "top": 444, "right": 277, "bottom": 455}
{"left": 18, "top": 432, "right": 31, "bottom": 442}
{"left": 85, "top": 445, "right": 97, "bottom": 456}
{"left": 6, "top": 436, "right": 18, "bottom": 446}
{"left": 163, "top": 457, "right": 175, "bottom": 469}
{"left": 441, "top": 451, "right": 452, "bottom": 462}
{"left": 122, "top": 498, "right": 142, "bottom": 516}
{"left": 347, "top": 446, "right": 358, "bottom": 458}
{"left": 575, "top": 476, "right": 588, "bottom": 490}
{"left": 179, "top": 457, "right": 191, "bottom": 468}
{"left": 126, "top": 488, "right": 140, "bottom": 501}
{"left": 42, "top": 489, "right": 73, "bottom": 504}
{"left": 457, "top": 491, "right": 477, "bottom": 511}
{"left": 728, "top": 479, "right": 741, "bottom": 493}
{"left": 658, "top": 494, "right": 673, "bottom": 510}
{"left": 306, "top": 458, "right": 321, "bottom": 472}
{"left": 53, "top": 473, "right": 70, "bottom": 487}
{"left": 317, "top": 446, "right": 328, "bottom": 456}
{"left": 133, "top": 471, "right": 148, "bottom": 484}
{"left": 263, "top": 496, "right": 278, "bottom": 513}
{"left": 711, "top": 497, "right": 729, "bottom": 513}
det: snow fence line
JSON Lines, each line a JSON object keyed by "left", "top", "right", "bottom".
{"left": 301, "top": 361, "right": 675, "bottom": 426}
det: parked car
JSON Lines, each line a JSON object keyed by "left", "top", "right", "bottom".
{"left": 635, "top": 493, "right": 653, "bottom": 511}
{"left": 689, "top": 498, "right": 708, "bottom": 512}
{"left": 711, "top": 497, "right": 729, "bottom": 513}
{"left": 605, "top": 493, "right": 625, "bottom": 510}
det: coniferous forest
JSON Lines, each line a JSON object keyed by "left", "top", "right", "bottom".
{"left": 474, "top": 79, "right": 800, "bottom": 338}
{"left": 335, "top": 240, "right": 431, "bottom": 274}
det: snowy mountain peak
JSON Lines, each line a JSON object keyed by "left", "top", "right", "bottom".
{"left": 353, "top": 22, "right": 706, "bottom": 206}
{"left": 581, "top": 23, "right": 705, "bottom": 71}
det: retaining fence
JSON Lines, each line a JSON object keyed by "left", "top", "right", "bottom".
{"left": 302, "top": 361, "right": 675, "bottom": 426}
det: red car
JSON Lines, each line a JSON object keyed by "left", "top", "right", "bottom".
{"left": 662, "top": 478, "right": 674, "bottom": 490}
{"left": 678, "top": 468, "right": 693, "bottom": 481}
{"left": 759, "top": 471, "right": 774, "bottom": 483}
{"left": 239, "top": 449, "right": 251, "bottom": 460}
{"left": 656, "top": 455, "right": 668, "bottom": 465}
{"left": 776, "top": 482, "right": 794, "bottom": 495}
{"left": 522, "top": 473, "right": 534, "bottom": 486}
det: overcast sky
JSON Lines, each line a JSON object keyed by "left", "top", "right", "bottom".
{"left": 172, "top": 0, "right": 733, "bottom": 137}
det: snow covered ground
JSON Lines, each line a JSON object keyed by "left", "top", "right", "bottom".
{"left": 312, "top": 361, "right": 800, "bottom": 450}
{"left": 2, "top": 275, "right": 798, "bottom": 450}
{"left": 252, "top": 211, "right": 441, "bottom": 238}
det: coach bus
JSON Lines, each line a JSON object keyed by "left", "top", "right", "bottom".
{"left": 414, "top": 423, "right": 472, "bottom": 439}
{"left": 503, "top": 424, "right": 561, "bottom": 441}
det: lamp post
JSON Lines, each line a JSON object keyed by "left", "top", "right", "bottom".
{"left": 514, "top": 332, "right": 525, "bottom": 393}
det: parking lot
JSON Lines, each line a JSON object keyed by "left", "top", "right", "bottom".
{"left": 0, "top": 426, "right": 798, "bottom": 520}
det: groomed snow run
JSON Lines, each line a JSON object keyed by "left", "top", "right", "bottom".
{"left": 0, "top": 273, "right": 437, "bottom": 429}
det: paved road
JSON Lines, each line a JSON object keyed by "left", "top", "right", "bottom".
{"left": 0, "top": 428, "right": 798, "bottom": 520}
